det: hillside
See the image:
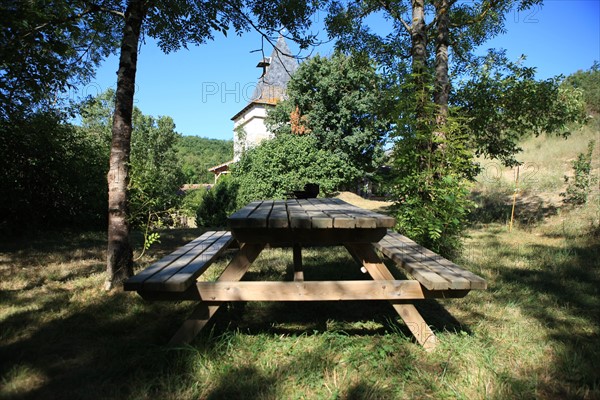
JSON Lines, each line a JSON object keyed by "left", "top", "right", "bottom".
{"left": 176, "top": 136, "right": 233, "bottom": 184}
{"left": 470, "top": 119, "right": 599, "bottom": 225}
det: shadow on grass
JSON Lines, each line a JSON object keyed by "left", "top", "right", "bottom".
{"left": 202, "top": 246, "right": 472, "bottom": 346}
{"left": 0, "top": 231, "right": 475, "bottom": 399}
{"left": 470, "top": 228, "right": 600, "bottom": 398}
{"left": 469, "top": 190, "right": 558, "bottom": 226}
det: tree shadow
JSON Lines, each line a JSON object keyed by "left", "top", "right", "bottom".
{"left": 469, "top": 190, "right": 558, "bottom": 226}
{"left": 204, "top": 365, "right": 279, "bottom": 400}
{"left": 483, "top": 235, "right": 600, "bottom": 397}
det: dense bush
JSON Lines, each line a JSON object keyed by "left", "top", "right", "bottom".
{"left": 233, "top": 134, "right": 359, "bottom": 206}
{"left": 563, "top": 63, "right": 600, "bottom": 115}
{"left": 196, "top": 176, "right": 239, "bottom": 227}
{"left": 561, "top": 140, "right": 597, "bottom": 205}
{"left": 0, "top": 111, "right": 107, "bottom": 234}
{"left": 389, "top": 115, "right": 477, "bottom": 256}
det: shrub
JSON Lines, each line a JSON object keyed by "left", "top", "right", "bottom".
{"left": 561, "top": 140, "right": 596, "bottom": 205}
{"left": 233, "top": 134, "right": 360, "bottom": 206}
{"left": 196, "top": 176, "right": 239, "bottom": 227}
{"left": 0, "top": 111, "right": 107, "bottom": 234}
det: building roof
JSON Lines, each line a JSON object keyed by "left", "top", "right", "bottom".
{"left": 208, "top": 160, "right": 235, "bottom": 173}
{"left": 250, "top": 36, "right": 299, "bottom": 102}
{"left": 231, "top": 36, "right": 298, "bottom": 121}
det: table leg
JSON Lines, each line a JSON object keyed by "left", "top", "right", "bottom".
{"left": 292, "top": 243, "right": 304, "bottom": 282}
{"left": 168, "top": 243, "right": 265, "bottom": 345}
{"left": 346, "top": 243, "right": 437, "bottom": 351}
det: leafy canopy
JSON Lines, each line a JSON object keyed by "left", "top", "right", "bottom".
{"left": 233, "top": 134, "right": 359, "bottom": 206}
{"left": 0, "top": 0, "right": 122, "bottom": 118}
{"left": 79, "top": 89, "right": 185, "bottom": 224}
{"left": 267, "top": 52, "right": 393, "bottom": 175}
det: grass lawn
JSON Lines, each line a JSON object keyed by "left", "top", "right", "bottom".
{"left": 1, "top": 125, "right": 598, "bottom": 399}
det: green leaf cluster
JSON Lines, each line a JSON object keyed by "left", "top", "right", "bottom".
{"left": 562, "top": 62, "right": 600, "bottom": 115}
{"left": 561, "top": 140, "right": 597, "bottom": 206}
{"left": 455, "top": 51, "right": 587, "bottom": 166}
{"left": 0, "top": 111, "right": 107, "bottom": 234}
{"left": 78, "top": 89, "right": 186, "bottom": 227}
{"left": 266, "top": 52, "right": 393, "bottom": 176}
{"left": 233, "top": 134, "right": 360, "bottom": 206}
{"left": 390, "top": 102, "right": 477, "bottom": 256}
{"left": 0, "top": 0, "right": 122, "bottom": 118}
{"left": 196, "top": 176, "right": 240, "bottom": 227}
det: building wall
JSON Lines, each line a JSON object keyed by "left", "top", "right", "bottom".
{"left": 232, "top": 103, "right": 275, "bottom": 161}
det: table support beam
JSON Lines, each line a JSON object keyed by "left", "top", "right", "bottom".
{"left": 168, "top": 242, "right": 264, "bottom": 345}
{"left": 346, "top": 243, "right": 438, "bottom": 351}
{"left": 292, "top": 243, "right": 304, "bottom": 281}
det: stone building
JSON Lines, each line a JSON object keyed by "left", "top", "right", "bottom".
{"left": 231, "top": 35, "right": 298, "bottom": 161}
{"left": 208, "top": 36, "right": 298, "bottom": 181}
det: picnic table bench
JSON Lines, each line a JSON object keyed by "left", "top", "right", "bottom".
{"left": 124, "top": 198, "right": 486, "bottom": 350}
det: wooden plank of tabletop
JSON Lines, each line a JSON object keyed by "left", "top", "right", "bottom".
{"left": 268, "top": 200, "right": 289, "bottom": 228}
{"left": 328, "top": 198, "right": 395, "bottom": 228}
{"left": 308, "top": 198, "right": 355, "bottom": 228}
{"left": 228, "top": 201, "right": 262, "bottom": 229}
{"left": 302, "top": 199, "right": 334, "bottom": 229}
{"left": 287, "top": 199, "right": 311, "bottom": 229}
{"left": 245, "top": 201, "right": 274, "bottom": 228}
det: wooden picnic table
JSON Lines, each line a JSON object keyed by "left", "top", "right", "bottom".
{"left": 125, "top": 198, "right": 486, "bottom": 350}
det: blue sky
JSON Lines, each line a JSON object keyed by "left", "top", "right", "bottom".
{"left": 80, "top": 0, "right": 599, "bottom": 141}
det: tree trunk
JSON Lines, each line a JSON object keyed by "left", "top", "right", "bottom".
{"left": 411, "top": 0, "right": 428, "bottom": 119}
{"left": 434, "top": 0, "right": 450, "bottom": 126}
{"left": 105, "top": 0, "right": 148, "bottom": 291}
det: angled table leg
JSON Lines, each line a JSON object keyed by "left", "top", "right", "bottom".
{"left": 168, "top": 243, "right": 265, "bottom": 345}
{"left": 346, "top": 243, "right": 437, "bottom": 351}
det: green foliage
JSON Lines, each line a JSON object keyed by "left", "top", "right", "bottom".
{"left": 233, "top": 134, "right": 360, "bottom": 206}
{"left": 196, "top": 176, "right": 239, "bottom": 227}
{"left": 0, "top": 0, "right": 122, "bottom": 118}
{"left": 390, "top": 106, "right": 477, "bottom": 255}
{"left": 455, "top": 51, "right": 587, "bottom": 166}
{"left": 561, "top": 140, "right": 597, "bottom": 205}
{"left": 176, "top": 136, "right": 233, "bottom": 184}
{"left": 181, "top": 188, "right": 207, "bottom": 217}
{"left": 267, "top": 52, "right": 393, "bottom": 176}
{"left": 129, "top": 110, "right": 186, "bottom": 223}
{"left": 0, "top": 111, "right": 107, "bottom": 233}
{"left": 78, "top": 89, "right": 186, "bottom": 226}
{"left": 562, "top": 62, "right": 600, "bottom": 115}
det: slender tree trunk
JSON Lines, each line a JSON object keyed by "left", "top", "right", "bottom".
{"left": 105, "top": 0, "right": 147, "bottom": 291}
{"left": 432, "top": 0, "right": 450, "bottom": 157}
{"left": 410, "top": 0, "right": 431, "bottom": 171}
{"left": 411, "top": 0, "right": 428, "bottom": 120}
{"left": 434, "top": 0, "right": 450, "bottom": 126}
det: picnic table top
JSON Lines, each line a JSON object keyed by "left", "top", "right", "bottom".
{"left": 228, "top": 198, "right": 396, "bottom": 230}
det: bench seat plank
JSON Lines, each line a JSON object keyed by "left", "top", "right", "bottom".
{"left": 158, "top": 232, "right": 234, "bottom": 292}
{"left": 124, "top": 231, "right": 234, "bottom": 292}
{"left": 379, "top": 235, "right": 471, "bottom": 290}
{"left": 385, "top": 233, "right": 487, "bottom": 289}
{"left": 124, "top": 231, "right": 216, "bottom": 290}
{"left": 375, "top": 232, "right": 487, "bottom": 291}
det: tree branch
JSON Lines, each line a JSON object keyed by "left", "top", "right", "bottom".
{"left": 377, "top": 0, "right": 412, "bottom": 33}
{"left": 19, "top": 3, "right": 124, "bottom": 41}
{"left": 450, "top": 0, "right": 501, "bottom": 28}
